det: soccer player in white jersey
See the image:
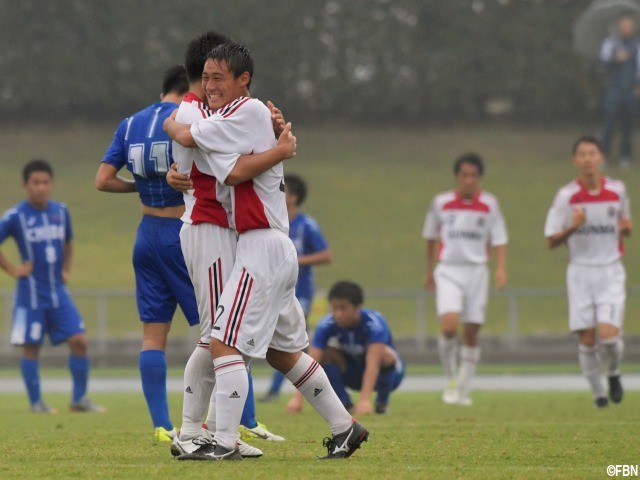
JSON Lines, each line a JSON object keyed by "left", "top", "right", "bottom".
{"left": 168, "top": 31, "right": 291, "bottom": 458}
{"left": 422, "top": 153, "right": 507, "bottom": 406}
{"left": 545, "top": 135, "right": 631, "bottom": 408}
{"left": 165, "top": 42, "right": 368, "bottom": 461}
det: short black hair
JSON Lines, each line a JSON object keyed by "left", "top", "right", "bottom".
{"left": 23, "top": 159, "right": 53, "bottom": 183}
{"left": 284, "top": 174, "right": 307, "bottom": 206}
{"left": 328, "top": 281, "right": 364, "bottom": 306}
{"left": 207, "top": 42, "right": 254, "bottom": 88}
{"left": 572, "top": 135, "right": 603, "bottom": 155}
{"left": 453, "top": 152, "right": 484, "bottom": 176}
{"left": 162, "top": 65, "right": 188, "bottom": 96}
{"left": 184, "top": 31, "right": 232, "bottom": 83}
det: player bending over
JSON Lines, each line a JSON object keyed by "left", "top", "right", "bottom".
{"left": 287, "top": 281, "right": 404, "bottom": 415}
{"left": 544, "top": 135, "right": 630, "bottom": 408}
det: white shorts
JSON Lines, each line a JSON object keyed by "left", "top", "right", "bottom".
{"left": 180, "top": 223, "right": 237, "bottom": 347}
{"left": 567, "top": 261, "right": 626, "bottom": 332}
{"left": 211, "top": 229, "right": 309, "bottom": 358}
{"left": 434, "top": 263, "right": 489, "bottom": 324}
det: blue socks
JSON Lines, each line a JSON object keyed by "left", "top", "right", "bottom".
{"left": 268, "top": 370, "right": 286, "bottom": 395}
{"left": 20, "top": 358, "right": 40, "bottom": 405}
{"left": 323, "top": 363, "right": 352, "bottom": 409}
{"left": 69, "top": 355, "right": 89, "bottom": 403}
{"left": 240, "top": 367, "right": 258, "bottom": 429}
{"left": 139, "top": 350, "right": 173, "bottom": 430}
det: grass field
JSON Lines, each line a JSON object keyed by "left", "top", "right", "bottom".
{"left": 0, "top": 390, "right": 637, "bottom": 479}
{"left": 1, "top": 125, "right": 640, "bottom": 337}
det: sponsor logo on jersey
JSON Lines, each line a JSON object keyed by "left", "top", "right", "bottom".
{"left": 574, "top": 224, "right": 616, "bottom": 235}
{"left": 447, "top": 230, "right": 483, "bottom": 240}
{"left": 25, "top": 224, "right": 65, "bottom": 243}
{"left": 608, "top": 206, "right": 617, "bottom": 218}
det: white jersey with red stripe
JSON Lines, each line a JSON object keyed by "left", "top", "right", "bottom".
{"left": 422, "top": 190, "right": 508, "bottom": 264}
{"left": 190, "top": 96, "right": 288, "bottom": 235}
{"left": 544, "top": 177, "right": 630, "bottom": 266}
{"left": 173, "top": 92, "right": 231, "bottom": 228}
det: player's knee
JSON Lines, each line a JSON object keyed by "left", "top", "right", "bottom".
{"left": 68, "top": 334, "right": 88, "bottom": 355}
{"left": 579, "top": 328, "right": 597, "bottom": 347}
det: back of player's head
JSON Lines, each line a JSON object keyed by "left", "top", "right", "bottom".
{"left": 162, "top": 65, "right": 188, "bottom": 96}
{"left": 284, "top": 174, "right": 307, "bottom": 206}
{"left": 23, "top": 159, "right": 53, "bottom": 183}
{"left": 208, "top": 42, "right": 254, "bottom": 88}
{"left": 328, "top": 281, "right": 364, "bottom": 306}
{"left": 454, "top": 152, "right": 484, "bottom": 176}
{"left": 572, "top": 135, "right": 603, "bottom": 155}
{"left": 184, "top": 31, "right": 232, "bottom": 83}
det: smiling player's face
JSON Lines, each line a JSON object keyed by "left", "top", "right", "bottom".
{"left": 202, "top": 58, "right": 249, "bottom": 110}
{"left": 24, "top": 171, "right": 53, "bottom": 209}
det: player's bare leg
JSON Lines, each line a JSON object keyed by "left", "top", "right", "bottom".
{"left": 438, "top": 312, "right": 460, "bottom": 404}
{"left": 578, "top": 328, "right": 607, "bottom": 408}
{"left": 456, "top": 323, "right": 481, "bottom": 406}
{"left": 268, "top": 348, "right": 368, "bottom": 458}
{"left": 140, "top": 322, "right": 175, "bottom": 440}
{"left": 599, "top": 322, "right": 624, "bottom": 404}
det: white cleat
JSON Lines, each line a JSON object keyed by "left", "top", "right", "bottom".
{"left": 237, "top": 439, "right": 263, "bottom": 458}
{"left": 171, "top": 429, "right": 214, "bottom": 457}
{"left": 457, "top": 396, "right": 473, "bottom": 406}
{"left": 239, "top": 422, "right": 285, "bottom": 442}
{"left": 442, "top": 380, "right": 458, "bottom": 405}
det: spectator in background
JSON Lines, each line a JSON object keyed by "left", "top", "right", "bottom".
{"left": 261, "top": 174, "right": 333, "bottom": 402}
{"left": 599, "top": 14, "right": 640, "bottom": 169}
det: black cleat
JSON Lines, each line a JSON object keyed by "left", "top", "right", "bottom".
{"left": 319, "top": 420, "right": 369, "bottom": 459}
{"left": 374, "top": 403, "right": 387, "bottom": 414}
{"left": 594, "top": 397, "right": 609, "bottom": 409}
{"left": 177, "top": 440, "right": 242, "bottom": 461}
{"left": 608, "top": 375, "right": 624, "bottom": 404}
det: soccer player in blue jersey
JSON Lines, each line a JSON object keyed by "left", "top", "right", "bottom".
{"left": 261, "top": 174, "right": 332, "bottom": 402}
{"left": 0, "top": 160, "right": 105, "bottom": 413}
{"left": 287, "top": 281, "right": 404, "bottom": 415}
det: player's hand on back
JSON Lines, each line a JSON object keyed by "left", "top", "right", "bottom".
{"left": 268, "top": 101, "right": 286, "bottom": 137}
{"left": 571, "top": 206, "right": 586, "bottom": 230}
{"left": 12, "top": 261, "right": 32, "bottom": 278}
{"left": 166, "top": 163, "right": 193, "bottom": 192}
{"left": 277, "top": 122, "right": 297, "bottom": 160}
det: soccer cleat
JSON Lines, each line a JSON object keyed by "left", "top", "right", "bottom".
{"left": 319, "top": 420, "right": 369, "bottom": 459}
{"left": 442, "top": 379, "right": 458, "bottom": 405}
{"left": 154, "top": 427, "right": 177, "bottom": 443}
{"left": 239, "top": 422, "right": 285, "bottom": 442}
{"left": 457, "top": 396, "right": 473, "bottom": 406}
{"left": 608, "top": 375, "right": 624, "bottom": 404}
{"left": 374, "top": 402, "right": 387, "bottom": 414}
{"left": 69, "top": 397, "right": 107, "bottom": 413}
{"left": 177, "top": 440, "right": 242, "bottom": 461}
{"left": 171, "top": 429, "right": 214, "bottom": 457}
{"left": 30, "top": 401, "right": 58, "bottom": 414}
{"left": 237, "top": 439, "right": 263, "bottom": 458}
{"left": 594, "top": 397, "right": 609, "bottom": 409}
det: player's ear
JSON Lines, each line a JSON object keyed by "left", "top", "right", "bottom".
{"left": 239, "top": 71, "right": 251, "bottom": 88}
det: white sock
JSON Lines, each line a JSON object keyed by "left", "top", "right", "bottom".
{"left": 204, "top": 385, "right": 216, "bottom": 433}
{"left": 579, "top": 344, "right": 605, "bottom": 399}
{"left": 212, "top": 355, "right": 248, "bottom": 450}
{"left": 457, "top": 345, "right": 480, "bottom": 398}
{"left": 285, "top": 352, "right": 353, "bottom": 435}
{"left": 438, "top": 335, "right": 458, "bottom": 380}
{"left": 600, "top": 336, "right": 624, "bottom": 377}
{"left": 180, "top": 346, "right": 216, "bottom": 440}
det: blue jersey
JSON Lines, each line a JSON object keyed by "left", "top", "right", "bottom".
{"left": 0, "top": 200, "right": 73, "bottom": 309}
{"left": 312, "top": 308, "right": 396, "bottom": 362}
{"left": 102, "top": 102, "right": 183, "bottom": 208}
{"left": 289, "top": 213, "right": 329, "bottom": 302}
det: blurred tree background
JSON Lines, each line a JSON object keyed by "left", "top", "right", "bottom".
{"left": 0, "top": 0, "right": 600, "bottom": 125}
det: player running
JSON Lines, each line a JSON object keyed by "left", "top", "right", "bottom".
{"left": 166, "top": 31, "right": 291, "bottom": 457}
{"left": 286, "top": 281, "right": 404, "bottom": 415}
{"left": 544, "top": 135, "right": 630, "bottom": 408}
{"left": 165, "top": 42, "right": 369, "bottom": 460}
{"left": 422, "top": 153, "right": 508, "bottom": 406}
{"left": 261, "top": 174, "right": 333, "bottom": 403}
{"left": 0, "top": 160, "right": 105, "bottom": 414}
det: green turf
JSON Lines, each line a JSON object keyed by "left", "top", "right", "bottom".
{"left": 0, "top": 391, "right": 637, "bottom": 479}
{"left": 1, "top": 126, "right": 640, "bottom": 337}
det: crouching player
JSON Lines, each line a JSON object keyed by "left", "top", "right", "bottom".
{"left": 287, "top": 281, "right": 404, "bottom": 415}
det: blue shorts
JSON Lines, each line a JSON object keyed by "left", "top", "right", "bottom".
{"left": 133, "top": 216, "right": 199, "bottom": 325}
{"left": 342, "top": 354, "right": 405, "bottom": 394}
{"left": 10, "top": 293, "right": 85, "bottom": 346}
